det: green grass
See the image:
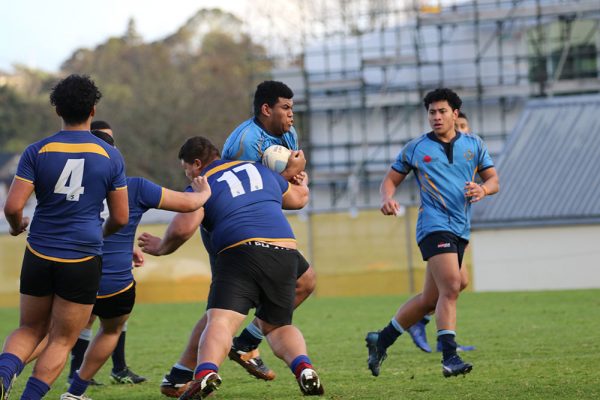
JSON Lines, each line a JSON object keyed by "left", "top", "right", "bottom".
{"left": 1, "top": 290, "right": 599, "bottom": 399}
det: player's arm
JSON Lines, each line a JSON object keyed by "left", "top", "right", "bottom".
{"left": 159, "top": 176, "right": 211, "bottom": 213}
{"left": 465, "top": 167, "right": 499, "bottom": 203}
{"left": 380, "top": 169, "right": 407, "bottom": 215}
{"left": 281, "top": 150, "right": 306, "bottom": 181}
{"left": 282, "top": 173, "right": 309, "bottom": 210}
{"left": 103, "top": 188, "right": 129, "bottom": 237}
{"left": 3, "top": 178, "right": 34, "bottom": 236}
{"left": 138, "top": 208, "right": 204, "bottom": 256}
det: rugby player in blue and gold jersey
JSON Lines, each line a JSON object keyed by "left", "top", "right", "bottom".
{"left": 60, "top": 122, "right": 211, "bottom": 400}
{"left": 0, "top": 75, "right": 129, "bottom": 400}
{"left": 139, "top": 136, "right": 324, "bottom": 398}
{"left": 366, "top": 88, "right": 499, "bottom": 379}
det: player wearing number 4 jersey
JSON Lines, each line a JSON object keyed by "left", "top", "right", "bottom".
{"left": 0, "top": 74, "right": 129, "bottom": 400}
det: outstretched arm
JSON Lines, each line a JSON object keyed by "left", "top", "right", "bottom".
{"left": 137, "top": 208, "right": 204, "bottom": 256}
{"left": 159, "top": 176, "right": 211, "bottom": 212}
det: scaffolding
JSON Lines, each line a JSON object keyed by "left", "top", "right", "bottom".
{"left": 246, "top": 0, "right": 600, "bottom": 210}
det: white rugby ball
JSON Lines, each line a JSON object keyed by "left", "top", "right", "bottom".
{"left": 262, "top": 145, "right": 291, "bottom": 173}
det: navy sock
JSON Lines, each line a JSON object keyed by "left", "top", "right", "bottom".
{"left": 234, "top": 327, "right": 263, "bottom": 351}
{"left": 0, "top": 353, "right": 24, "bottom": 389}
{"left": 168, "top": 364, "right": 194, "bottom": 383}
{"left": 20, "top": 376, "right": 50, "bottom": 400}
{"left": 69, "top": 338, "right": 90, "bottom": 379}
{"left": 67, "top": 372, "right": 90, "bottom": 396}
{"left": 438, "top": 331, "right": 457, "bottom": 361}
{"left": 111, "top": 331, "right": 127, "bottom": 372}
{"left": 377, "top": 319, "right": 404, "bottom": 351}
{"left": 420, "top": 315, "right": 431, "bottom": 325}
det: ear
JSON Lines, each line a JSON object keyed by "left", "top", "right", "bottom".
{"left": 260, "top": 103, "right": 272, "bottom": 117}
{"left": 90, "top": 106, "right": 96, "bottom": 117}
{"left": 193, "top": 159, "right": 202, "bottom": 170}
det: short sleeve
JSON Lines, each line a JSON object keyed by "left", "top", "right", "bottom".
{"left": 15, "top": 145, "right": 37, "bottom": 184}
{"left": 476, "top": 136, "right": 494, "bottom": 171}
{"left": 137, "top": 177, "right": 163, "bottom": 209}
{"left": 391, "top": 143, "right": 414, "bottom": 175}
{"left": 109, "top": 149, "right": 127, "bottom": 191}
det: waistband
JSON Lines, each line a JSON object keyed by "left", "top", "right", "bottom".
{"left": 244, "top": 241, "right": 294, "bottom": 251}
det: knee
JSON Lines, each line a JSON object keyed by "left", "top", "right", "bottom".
{"left": 296, "top": 266, "right": 317, "bottom": 296}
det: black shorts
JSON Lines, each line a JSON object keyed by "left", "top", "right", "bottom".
{"left": 20, "top": 247, "right": 102, "bottom": 305}
{"left": 208, "top": 242, "right": 300, "bottom": 326}
{"left": 93, "top": 282, "right": 136, "bottom": 319}
{"left": 296, "top": 252, "right": 310, "bottom": 279}
{"left": 418, "top": 231, "right": 469, "bottom": 267}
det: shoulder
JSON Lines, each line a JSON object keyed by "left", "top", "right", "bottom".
{"left": 404, "top": 133, "right": 430, "bottom": 153}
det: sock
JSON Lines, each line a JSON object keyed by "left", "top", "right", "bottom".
{"left": 290, "top": 355, "right": 313, "bottom": 379}
{"left": 421, "top": 315, "right": 432, "bottom": 325}
{"left": 234, "top": 324, "right": 263, "bottom": 351}
{"left": 0, "top": 353, "right": 24, "bottom": 389}
{"left": 169, "top": 364, "right": 194, "bottom": 383}
{"left": 67, "top": 372, "right": 90, "bottom": 396}
{"left": 70, "top": 329, "right": 92, "bottom": 379}
{"left": 20, "top": 376, "right": 50, "bottom": 400}
{"left": 377, "top": 319, "right": 405, "bottom": 351}
{"left": 437, "top": 330, "right": 457, "bottom": 361}
{"left": 193, "top": 363, "right": 218, "bottom": 380}
{"left": 111, "top": 331, "right": 127, "bottom": 373}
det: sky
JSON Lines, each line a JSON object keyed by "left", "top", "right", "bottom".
{"left": 0, "top": 0, "right": 249, "bottom": 73}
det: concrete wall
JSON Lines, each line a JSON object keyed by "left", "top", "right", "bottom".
{"left": 471, "top": 225, "right": 600, "bottom": 291}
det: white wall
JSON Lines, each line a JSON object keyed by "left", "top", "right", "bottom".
{"left": 471, "top": 225, "right": 600, "bottom": 291}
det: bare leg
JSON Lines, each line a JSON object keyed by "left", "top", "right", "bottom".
{"left": 30, "top": 296, "right": 93, "bottom": 385}
{"left": 77, "top": 314, "right": 129, "bottom": 381}
{"left": 176, "top": 313, "right": 207, "bottom": 369}
{"left": 428, "top": 253, "right": 461, "bottom": 331}
{"left": 197, "top": 309, "right": 246, "bottom": 366}
{"left": 260, "top": 321, "right": 306, "bottom": 366}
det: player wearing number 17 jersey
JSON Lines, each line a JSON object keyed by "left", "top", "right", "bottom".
{"left": 0, "top": 74, "right": 129, "bottom": 400}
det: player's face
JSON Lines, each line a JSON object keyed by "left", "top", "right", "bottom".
{"left": 428, "top": 101, "right": 458, "bottom": 136}
{"left": 181, "top": 159, "right": 200, "bottom": 181}
{"left": 266, "top": 97, "right": 294, "bottom": 136}
{"left": 455, "top": 117, "right": 470, "bottom": 133}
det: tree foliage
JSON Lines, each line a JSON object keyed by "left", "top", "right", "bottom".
{"left": 1, "top": 9, "right": 272, "bottom": 188}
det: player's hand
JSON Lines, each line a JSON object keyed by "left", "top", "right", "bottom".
{"left": 380, "top": 198, "right": 401, "bottom": 216}
{"left": 464, "top": 181, "right": 486, "bottom": 203}
{"left": 285, "top": 150, "right": 306, "bottom": 175}
{"left": 132, "top": 246, "right": 145, "bottom": 267}
{"left": 137, "top": 232, "right": 163, "bottom": 256}
{"left": 291, "top": 171, "right": 308, "bottom": 186}
{"left": 191, "top": 176, "right": 211, "bottom": 196}
{"left": 9, "top": 216, "right": 29, "bottom": 236}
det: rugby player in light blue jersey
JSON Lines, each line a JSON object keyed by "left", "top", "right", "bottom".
{"left": 61, "top": 124, "right": 211, "bottom": 400}
{"left": 139, "top": 136, "right": 324, "bottom": 398}
{"left": 0, "top": 75, "right": 129, "bottom": 400}
{"left": 366, "top": 88, "right": 499, "bottom": 378}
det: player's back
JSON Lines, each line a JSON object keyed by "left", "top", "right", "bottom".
{"left": 16, "top": 130, "right": 127, "bottom": 259}
{"left": 201, "top": 160, "right": 294, "bottom": 252}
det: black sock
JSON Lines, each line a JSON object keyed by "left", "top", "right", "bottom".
{"left": 69, "top": 338, "right": 90, "bottom": 379}
{"left": 234, "top": 328, "right": 262, "bottom": 351}
{"left": 111, "top": 331, "right": 127, "bottom": 373}
{"left": 438, "top": 333, "right": 457, "bottom": 361}
{"left": 169, "top": 366, "right": 194, "bottom": 383}
{"left": 377, "top": 321, "right": 403, "bottom": 351}
{"left": 420, "top": 316, "right": 431, "bottom": 325}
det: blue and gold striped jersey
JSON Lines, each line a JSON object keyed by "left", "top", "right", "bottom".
{"left": 392, "top": 131, "right": 494, "bottom": 242}
{"left": 222, "top": 117, "right": 299, "bottom": 162}
{"left": 15, "top": 130, "right": 127, "bottom": 259}
{"left": 199, "top": 159, "right": 294, "bottom": 253}
{"left": 98, "top": 177, "right": 163, "bottom": 297}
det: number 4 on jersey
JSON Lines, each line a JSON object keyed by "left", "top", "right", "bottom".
{"left": 54, "top": 158, "right": 86, "bottom": 201}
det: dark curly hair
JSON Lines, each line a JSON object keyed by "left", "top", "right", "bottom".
{"left": 423, "top": 88, "right": 462, "bottom": 111}
{"left": 253, "top": 80, "right": 294, "bottom": 116}
{"left": 50, "top": 74, "right": 102, "bottom": 125}
{"left": 178, "top": 136, "right": 221, "bottom": 166}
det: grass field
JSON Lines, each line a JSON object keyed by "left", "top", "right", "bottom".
{"left": 1, "top": 290, "right": 599, "bottom": 399}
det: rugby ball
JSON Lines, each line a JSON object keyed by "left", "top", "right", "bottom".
{"left": 262, "top": 145, "right": 291, "bottom": 173}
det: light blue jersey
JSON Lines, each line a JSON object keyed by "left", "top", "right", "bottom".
{"left": 392, "top": 131, "right": 494, "bottom": 242}
{"left": 222, "top": 117, "right": 299, "bottom": 162}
